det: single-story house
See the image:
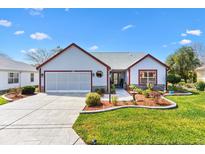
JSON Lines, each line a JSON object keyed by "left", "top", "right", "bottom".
{"left": 196, "top": 65, "right": 205, "bottom": 82}
{"left": 0, "top": 55, "right": 38, "bottom": 91}
{"left": 37, "top": 43, "right": 169, "bottom": 93}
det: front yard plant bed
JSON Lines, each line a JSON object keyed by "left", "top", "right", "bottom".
{"left": 73, "top": 92, "right": 205, "bottom": 144}
{"left": 82, "top": 95, "right": 176, "bottom": 114}
{"left": 3, "top": 92, "right": 35, "bottom": 101}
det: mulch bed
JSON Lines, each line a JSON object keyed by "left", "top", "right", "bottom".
{"left": 84, "top": 94, "right": 171, "bottom": 111}
{"left": 4, "top": 93, "right": 34, "bottom": 101}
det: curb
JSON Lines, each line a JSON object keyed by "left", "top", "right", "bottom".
{"left": 80, "top": 96, "right": 177, "bottom": 114}
{"left": 164, "top": 92, "right": 192, "bottom": 96}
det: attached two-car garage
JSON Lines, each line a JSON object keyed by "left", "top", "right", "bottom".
{"left": 37, "top": 43, "right": 109, "bottom": 93}
{"left": 45, "top": 71, "right": 92, "bottom": 92}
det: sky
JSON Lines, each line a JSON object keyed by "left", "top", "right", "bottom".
{"left": 0, "top": 8, "right": 205, "bottom": 63}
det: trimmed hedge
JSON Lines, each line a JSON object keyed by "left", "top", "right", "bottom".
{"left": 22, "top": 86, "right": 35, "bottom": 95}
{"left": 85, "top": 92, "right": 101, "bottom": 107}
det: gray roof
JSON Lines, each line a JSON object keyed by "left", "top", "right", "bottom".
{"left": 0, "top": 55, "right": 37, "bottom": 72}
{"left": 91, "top": 52, "right": 147, "bottom": 70}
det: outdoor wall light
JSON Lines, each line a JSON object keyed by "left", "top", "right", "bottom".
{"left": 96, "top": 71, "right": 103, "bottom": 78}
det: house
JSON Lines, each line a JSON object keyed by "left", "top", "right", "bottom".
{"left": 0, "top": 55, "right": 38, "bottom": 91}
{"left": 37, "top": 43, "right": 168, "bottom": 93}
{"left": 196, "top": 65, "right": 205, "bottom": 82}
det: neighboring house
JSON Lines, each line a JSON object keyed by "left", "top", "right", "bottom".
{"left": 196, "top": 65, "right": 205, "bottom": 82}
{"left": 0, "top": 55, "right": 38, "bottom": 91}
{"left": 37, "top": 43, "right": 169, "bottom": 93}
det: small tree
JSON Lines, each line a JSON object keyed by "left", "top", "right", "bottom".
{"left": 167, "top": 74, "right": 181, "bottom": 85}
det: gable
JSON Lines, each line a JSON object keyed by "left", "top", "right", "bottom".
{"left": 128, "top": 54, "right": 168, "bottom": 69}
{"left": 37, "top": 43, "right": 110, "bottom": 69}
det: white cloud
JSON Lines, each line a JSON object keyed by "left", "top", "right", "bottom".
{"left": 21, "top": 48, "right": 37, "bottom": 54}
{"left": 121, "top": 24, "right": 134, "bottom": 31}
{"left": 0, "top": 19, "right": 12, "bottom": 27}
{"left": 30, "top": 32, "right": 51, "bottom": 40}
{"left": 28, "top": 8, "right": 44, "bottom": 17}
{"left": 186, "top": 29, "right": 202, "bottom": 36}
{"left": 14, "top": 30, "right": 25, "bottom": 35}
{"left": 89, "top": 45, "right": 99, "bottom": 51}
{"left": 171, "top": 42, "right": 177, "bottom": 45}
{"left": 162, "top": 44, "right": 167, "bottom": 48}
{"left": 181, "top": 33, "right": 187, "bottom": 37}
{"left": 65, "top": 8, "right": 70, "bottom": 12}
{"left": 179, "top": 39, "right": 192, "bottom": 45}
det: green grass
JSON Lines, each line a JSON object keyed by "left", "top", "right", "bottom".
{"left": 73, "top": 92, "right": 205, "bottom": 145}
{"left": 0, "top": 97, "right": 7, "bottom": 105}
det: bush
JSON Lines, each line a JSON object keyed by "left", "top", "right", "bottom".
{"left": 9, "top": 88, "right": 22, "bottom": 96}
{"left": 167, "top": 74, "right": 181, "bottom": 85}
{"left": 111, "top": 96, "right": 118, "bottom": 106}
{"left": 111, "top": 84, "right": 116, "bottom": 94}
{"left": 129, "top": 84, "right": 137, "bottom": 90}
{"left": 149, "top": 91, "right": 161, "bottom": 98}
{"left": 147, "top": 83, "right": 154, "bottom": 90}
{"left": 21, "top": 86, "right": 35, "bottom": 95}
{"left": 134, "top": 87, "right": 143, "bottom": 94}
{"left": 142, "top": 89, "right": 151, "bottom": 98}
{"left": 195, "top": 81, "right": 205, "bottom": 91}
{"left": 85, "top": 92, "right": 101, "bottom": 107}
{"left": 95, "top": 88, "right": 105, "bottom": 96}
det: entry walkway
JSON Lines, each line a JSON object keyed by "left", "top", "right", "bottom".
{"left": 102, "top": 88, "right": 133, "bottom": 101}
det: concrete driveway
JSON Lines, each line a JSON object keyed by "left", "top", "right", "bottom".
{"left": 0, "top": 93, "right": 86, "bottom": 145}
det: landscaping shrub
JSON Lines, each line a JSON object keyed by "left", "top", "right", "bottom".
{"left": 147, "top": 83, "right": 154, "bottom": 90}
{"left": 95, "top": 88, "right": 105, "bottom": 96}
{"left": 134, "top": 87, "right": 143, "bottom": 94}
{"left": 85, "top": 92, "right": 101, "bottom": 107}
{"left": 142, "top": 89, "right": 151, "bottom": 98}
{"left": 9, "top": 88, "right": 22, "bottom": 97}
{"left": 111, "top": 84, "right": 116, "bottom": 94}
{"left": 129, "top": 84, "right": 137, "bottom": 91}
{"left": 111, "top": 96, "right": 118, "bottom": 106}
{"left": 21, "top": 86, "right": 35, "bottom": 95}
{"left": 195, "top": 81, "right": 205, "bottom": 91}
{"left": 167, "top": 74, "right": 181, "bottom": 85}
{"left": 149, "top": 91, "right": 161, "bottom": 98}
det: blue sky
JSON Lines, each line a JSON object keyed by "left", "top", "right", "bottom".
{"left": 0, "top": 8, "right": 204, "bottom": 63}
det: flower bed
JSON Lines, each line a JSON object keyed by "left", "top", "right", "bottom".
{"left": 3, "top": 92, "right": 33, "bottom": 101}
{"left": 83, "top": 94, "right": 172, "bottom": 112}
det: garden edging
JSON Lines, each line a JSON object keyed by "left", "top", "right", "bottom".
{"left": 80, "top": 96, "right": 177, "bottom": 114}
{"left": 1, "top": 94, "right": 13, "bottom": 102}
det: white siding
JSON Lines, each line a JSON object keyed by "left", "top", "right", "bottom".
{"left": 130, "top": 56, "right": 166, "bottom": 85}
{"left": 40, "top": 46, "right": 108, "bottom": 88}
{"left": 0, "top": 71, "right": 38, "bottom": 91}
{"left": 196, "top": 70, "right": 205, "bottom": 82}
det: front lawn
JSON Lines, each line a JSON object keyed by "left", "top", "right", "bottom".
{"left": 73, "top": 92, "right": 205, "bottom": 144}
{"left": 0, "top": 97, "right": 8, "bottom": 105}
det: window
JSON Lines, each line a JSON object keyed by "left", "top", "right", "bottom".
{"left": 30, "top": 73, "right": 34, "bottom": 82}
{"left": 96, "top": 71, "right": 103, "bottom": 78}
{"left": 139, "top": 70, "right": 157, "bottom": 85}
{"left": 8, "top": 72, "right": 19, "bottom": 84}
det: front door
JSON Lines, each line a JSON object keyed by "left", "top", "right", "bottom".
{"left": 112, "top": 72, "right": 124, "bottom": 88}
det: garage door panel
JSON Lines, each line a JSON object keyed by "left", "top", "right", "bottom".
{"left": 45, "top": 71, "right": 91, "bottom": 92}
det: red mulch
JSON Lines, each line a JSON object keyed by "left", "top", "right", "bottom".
{"left": 4, "top": 93, "right": 34, "bottom": 101}
{"left": 83, "top": 94, "right": 171, "bottom": 111}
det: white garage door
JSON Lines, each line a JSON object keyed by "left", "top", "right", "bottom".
{"left": 45, "top": 71, "right": 91, "bottom": 92}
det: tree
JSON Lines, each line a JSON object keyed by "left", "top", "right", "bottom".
{"left": 192, "top": 42, "right": 205, "bottom": 65}
{"left": 167, "top": 74, "right": 181, "bottom": 85}
{"left": 23, "top": 46, "right": 63, "bottom": 65}
{"left": 166, "top": 46, "right": 201, "bottom": 82}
